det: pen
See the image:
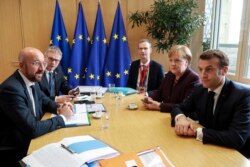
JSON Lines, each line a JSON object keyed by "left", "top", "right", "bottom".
{"left": 61, "top": 144, "right": 75, "bottom": 154}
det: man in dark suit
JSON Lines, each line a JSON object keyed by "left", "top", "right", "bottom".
{"left": 171, "top": 49, "right": 250, "bottom": 158}
{"left": 0, "top": 47, "right": 73, "bottom": 165}
{"left": 127, "top": 39, "right": 164, "bottom": 95}
{"left": 39, "top": 46, "right": 78, "bottom": 103}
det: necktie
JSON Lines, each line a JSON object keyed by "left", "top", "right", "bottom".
{"left": 205, "top": 91, "right": 215, "bottom": 128}
{"left": 49, "top": 72, "right": 54, "bottom": 96}
{"left": 139, "top": 65, "right": 148, "bottom": 86}
{"left": 30, "top": 85, "right": 37, "bottom": 117}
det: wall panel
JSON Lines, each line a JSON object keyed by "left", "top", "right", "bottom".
{"left": 0, "top": 0, "right": 23, "bottom": 82}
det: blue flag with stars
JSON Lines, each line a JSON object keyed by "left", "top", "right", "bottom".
{"left": 103, "top": 2, "right": 131, "bottom": 87}
{"left": 50, "top": 0, "right": 71, "bottom": 76}
{"left": 68, "top": 2, "right": 90, "bottom": 88}
{"left": 84, "top": 2, "right": 107, "bottom": 86}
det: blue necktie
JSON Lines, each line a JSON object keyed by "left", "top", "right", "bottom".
{"left": 49, "top": 72, "right": 54, "bottom": 96}
{"left": 30, "top": 85, "right": 37, "bottom": 117}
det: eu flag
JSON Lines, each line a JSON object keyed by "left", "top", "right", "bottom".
{"left": 84, "top": 2, "right": 107, "bottom": 86}
{"left": 68, "top": 2, "right": 90, "bottom": 88}
{"left": 50, "top": 0, "right": 71, "bottom": 77}
{"left": 103, "top": 2, "right": 131, "bottom": 87}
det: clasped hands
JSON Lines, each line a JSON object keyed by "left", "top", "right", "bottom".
{"left": 175, "top": 115, "right": 197, "bottom": 137}
{"left": 57, "top": 102, "right": 74, "bottom": 120}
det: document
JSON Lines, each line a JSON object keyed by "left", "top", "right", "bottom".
{"left": 99, "top": 146, "right": 174, "bottom": 167}
{"left": 21, "top": 135, "right": 120, "bottom": 167}
{"left": 51, "top": 104, "right": 90, "bottom": 127}
{"left": 77, "top": 86, "right": 107, "bottom": 95}
{"left": 86, "top": 103, "right": 106, "bottom": 113}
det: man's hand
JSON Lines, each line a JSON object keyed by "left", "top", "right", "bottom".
{"left": 55, "top": 95, "right": 74, "bottom": 103}
{"left": 175, "top": 115, "right": 196, "bottom": 137}
{"left": 57, "top": 102, "right": 74, "bottom": 120}
{"left": 142, "top": 97, "right": 161, "bottom": 110}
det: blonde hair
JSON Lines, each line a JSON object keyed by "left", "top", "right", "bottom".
{"left": 168, "top": 45, "right": 192, "bottom": 65}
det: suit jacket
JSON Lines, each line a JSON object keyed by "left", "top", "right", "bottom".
{"left": 171, "top": 79, "right": 250, "bottom": 158}
{"left": 126, "top": 60, "right": 164, "bottom": 93}
{"left": 151, "top": 68, "right": 200, "bottom": 112}
{"left": 39, "top": 65, "right": 71, "bottom": 100}
{"left": 0, "top": 70, "right": 65, "bottom": 160}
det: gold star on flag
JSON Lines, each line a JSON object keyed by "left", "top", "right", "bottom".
{"left": 65, "top": 38, "right": 69, "bottom": 42}
{"left": 106, "top": 71, "right": 111, "bottom": 77}
{"left": 124, "top": 70, "right": 129, "bottom": 75}
{"left": 72, "top": 39, "right": 75, "bottom": 44}
{"left": 122, "top": 36, "right": 127, "bottom": 41}
{"left": 50, "top": 40, "right": 53, "bottom": 45}
{"left": 103, "top": 38, "right": 107, "bottom": 44}
{"left": 97, "top": 76, "right": 100, "bottom": 80}
{"left": 96, "top": 36, "right": 99, "bottom": 41}
{"left": 85, "top": 68, "right": 88, "bottom": 72}
{"left": 79, "top": 35, "right": 83, "bottom": 40}
{"left": 89, "top": 74, "right": 95, "bottom": 79}
{"left": 56, "top": 35, "right": 61, "bottom": 41}
{"left": 68, "top": 68, "right": 72, "bottom": 74}
{"left": 113, "top": 34, "right": 118, "bottom": 40}
{"left": 75, "top": 74, "right": 79, "bottom": 79}
{"left": 64, "top": 76, "right": 68, "bottom": 80}
{"left": 115, "top": 73, "right": 120, "bottom": 78}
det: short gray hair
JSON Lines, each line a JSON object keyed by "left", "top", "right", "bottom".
{"left": 44, "top": 46, "right": 62, "bottom": 57}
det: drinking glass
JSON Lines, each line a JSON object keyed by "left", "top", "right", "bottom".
{"left": 108, "top": 83, "right": 115, "bottom": 96}
{"left": 100, "top": 111, "right": 110, "bottom": 129}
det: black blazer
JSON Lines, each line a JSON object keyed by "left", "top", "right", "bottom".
{"left": 39, "top": 65, "right": 71, "bottom": 100}
{"left": 0, "top": 70, "right": 65, "bottom": 160}
{"left": 171, "top": 79, "right": 250, "bottom": 158}
{"left": 126, "top": 59, "right": 164, "bottom": 93}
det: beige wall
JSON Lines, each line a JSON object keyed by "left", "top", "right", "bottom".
{"left": 0, "top": 0, "right": 204, "bottom": 82}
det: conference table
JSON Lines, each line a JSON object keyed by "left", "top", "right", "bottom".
{"left": 28, "top": 93, "right": 250, "bottom": 167}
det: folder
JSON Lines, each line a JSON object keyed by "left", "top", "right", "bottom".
{"left": 99, "top": 146, "right": 174, "bottom": 167}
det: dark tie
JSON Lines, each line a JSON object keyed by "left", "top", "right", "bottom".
{"left": 30, "top": 85, "right": 37, "bottom": 117}
{"left": 206, "top": 91, "right": 215, "bottom": 128}
{"left": 49, "top": 72, "right": 54, "bottom": 96}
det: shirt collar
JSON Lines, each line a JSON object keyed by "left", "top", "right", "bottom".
{"left": 140, "top": 60, "right": 150, "bottom": 67}
{"left": 208, "top": 76, "right": 225, "bottom": 95}
{"left": 18, "top": 70, "right": 35, "bottom": 87}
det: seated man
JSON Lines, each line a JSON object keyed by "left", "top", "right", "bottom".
{"left": 126, "top": 39, "right": 164, "bottom": 95}
{"left": 0, "top": 47, "right": 73, "bottom": 165}
{"left": 39, "top": 46, "right": 78, "bottom": 103}
{"left": 143, "top": 45, "right": 200, "bottom": 112}
{"left": 171, "top": 49, "right": 250, "bottom": 158}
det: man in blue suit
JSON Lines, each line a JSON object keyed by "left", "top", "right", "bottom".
{"left": 127, "top": 39, "right": 164, "bottom": 95}
{"left": 0, "top": 47, "right": 73, "bottom": 165}
{"left": 171, "top": 49, "right": 250, "bottom": 158}
{"left": 39, "top": 46, "right": 78, "bottom": 103}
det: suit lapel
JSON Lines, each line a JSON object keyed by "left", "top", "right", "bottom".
{"left": 213, "top": 79, "right": 230, "bottom": 120}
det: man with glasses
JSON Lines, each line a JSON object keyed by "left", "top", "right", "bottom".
{"left": 39, "top": 46, "right": 78, "bottom": 103}
{"left": 127, "top": 39, "right": 164, "bottom": 96}
{"left": 0, "top": 47, "right": 74, "bottom": 165}
{"left": 171, "top": 49, "right": 250, "bottom": 158}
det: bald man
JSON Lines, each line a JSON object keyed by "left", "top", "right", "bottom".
{"left": 0, "top": 47, "right": 73, "bottom": 165}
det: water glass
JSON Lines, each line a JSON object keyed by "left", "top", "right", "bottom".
{"left": 100, "top": 112, "right": 110, "bottom": 129}
{"left": 108, "top": 83, "right": 115, "bottom": 96}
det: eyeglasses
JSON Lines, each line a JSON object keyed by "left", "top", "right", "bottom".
{"left": 31, "top": 61, "right": 47, "bottom": 67}
{"left": 48, "top": 57, "right": 61, "bottom": 63}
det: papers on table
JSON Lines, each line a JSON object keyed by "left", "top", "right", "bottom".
{"left": 20, "top": 135, "right": 120, "bottom": 167}
{"left": 108, "top": 87, "right": 138, "bottom": 96}
{"left": 99, "top": 146, "right": 174, "bottom": 167}
{"left": 77, "top": 86, "right": 107, "bottom": 95}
